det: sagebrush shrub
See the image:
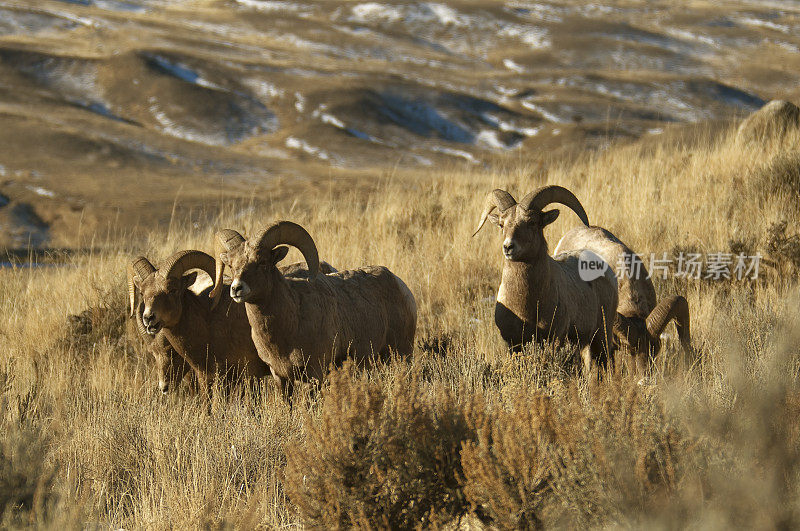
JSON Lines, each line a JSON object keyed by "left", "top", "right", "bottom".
{"left": 0, "top": 420, "right": 58, "bottom": 527}
{"left": 284, "top": 362, "right": 475, "bottom": 529}
{"left": 461, "top": 377, "right": 696, "bottom": 529}
{"left": 545, "top": 379, "right": 689, "bottom": 527}
{"left": 461, "top": 390, "right": 553, "bottom": 529}
{"left": 761, "top": 151, "right": 800, "bottom": 196}
{"left": 766, "top": 221, "right": 800, "bottom": 274}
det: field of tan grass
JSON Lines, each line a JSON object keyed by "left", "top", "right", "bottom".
{"left": 2, "top": 120, "right": 800, "bottom": 528}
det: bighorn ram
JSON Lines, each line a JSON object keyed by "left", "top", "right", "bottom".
{"left": 209, "top": 221, "right": 417, "bottom": 399}
{"left": 554, "top": 225, "right": 691, "bottom": 374}
{"left": 473, "top": 186, "right": 618, "bottom": 371}
{"left": 128, "top": 250, "right": 271, "bottom": 398}
{"left": 128, "top": 250, "right": 336, "bottom": 396}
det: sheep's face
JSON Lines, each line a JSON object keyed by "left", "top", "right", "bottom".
{"left": 613, "top": 317, "right": 660, "bottom": 357}
{"left": 138, "top": 272, "right": 197, "bottom": 334}
{"left": 227, "top": 244, "right": 289, "bottom": 304}
{"left": 496, "top": 207, "right": 560, "bottom": 262}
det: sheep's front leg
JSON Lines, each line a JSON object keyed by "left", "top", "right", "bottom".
{"left": 195, "top": 369, "right": 212, "bottom": 402}
{"left": 580, "top": 344, "right": 595, "bottom": 377}
{"left": 583, "top": 332, "right": 609, "bottom": 381}
{"left": 273, "top": 373, "right": 294, "bottom": 403}
{"left": 633, "top": 352, "right": 648, "bottom": 377}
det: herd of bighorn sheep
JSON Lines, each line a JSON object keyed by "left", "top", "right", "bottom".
{"left": 128, "top": 185, "right": 690, "bottom": 399}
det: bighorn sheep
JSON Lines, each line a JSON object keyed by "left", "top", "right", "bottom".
{"left": 128, "top": 250, "right": 271, "bottom": 398}
{"left": 209, "top": 221, "right": 417, "bottom": 399}
{"left": 553, "top": 225, "right": 691, "bottom": 374}
{"left": 128, "top": 250, "right": 335, "bottom": 396}
{"left": 473, "top": 186, "right": 618, "bottom": 371}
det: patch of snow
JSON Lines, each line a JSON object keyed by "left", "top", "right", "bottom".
{"left": 577, "top": 4, "right": 617, "bottom": 16}
{"left": 27, "top": 186, "right": 55, "bottom": 198}
{"left": 495, "top": 85, "right": 518, "bottom": 97}
{"left": 94, "top": 1, "right": 147, "bottom": 13}
{"left": 498, "top": 25, "right": 551, "bottom": 48}
{"left": 739, "top": 16, "right": 791, "bottom": 33}
{"left": 311, "top": 108, "right": 381, "bottom": 142}
{"left": 431, "top": 146, "right": 479, "bottom": 164}
{"left": 503, "top": 58, "right": 525, "bottom": 72}
{"left": 476, "top": 130, "right": 506, "bottom": 149}
{"left": 521, "top": 101, "right": 566, "bottom": 123}
{"left": 235, "top": 0, "right": 310, "bottom": 13}
{"left": 146, "top": 55, "right": 221, "bottom": 89}
{"left": 351, "top": 3, "right": 404, "bottom": 23}
{"left": 294, "top": 92, "right": 305, "bottom": 112}
{"left": 499, "top": 121, "right": 541, "bottom": 136}
{"left": 242, "top": 79, "right": 284, "bottom": 100}
{"left": 411, "top": 154, "right": 434, "bottom": 166}
{"left": 150, "top": 106, "right": 223, "bottom": 145}
{"left": 427, "top": 3, "right": 462, "bottom": 26}
{"left": 285, "top": 136, "right": 332, "bottom": 161}
{"left": 485, "top": 114, "right": 541, "bottom": 136}
{"left": 320, "top": 112, "right": 346, "bottom": 129}
{"left": 664, "top": 27, "right": 720, "bottom": 48}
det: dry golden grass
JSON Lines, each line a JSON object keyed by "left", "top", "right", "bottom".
{"left": 2, "top": 122, "right": 800, "bottom": 528}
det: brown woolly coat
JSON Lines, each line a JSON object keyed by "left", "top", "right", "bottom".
{"left": 243, "top": 265, "right": 417, "bottom": 389}
{"left": 496, "top": 249, "right": 619, "bottom": 358}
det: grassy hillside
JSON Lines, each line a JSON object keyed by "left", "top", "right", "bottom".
{"left": 1, "top": 120, "right": 800, "bottom": 528}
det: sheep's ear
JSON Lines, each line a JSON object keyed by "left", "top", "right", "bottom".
{"left": 181, "top": 271, "right": 198, "bottom": 290}
{"left": 488, "top": 212, "right": 501, "bottom": 227}
{"left": 271, "top": 246, "right": 289, "bottom": 265}
{"left": 541, "top": 209, "right": 559, "bottom": 226}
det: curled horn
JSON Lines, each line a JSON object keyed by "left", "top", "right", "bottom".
{"left": 209, "top": 229, "right": 245, "bottom": 308}
{"left": 127, "top": 264, "right": 137, "bottom": 318}
{"left": 162, "top": 250, "right": 216, "bottom": 287}
{"left": 133, "top": 301, "right": 149, "bottom": 337}
{"left": 472, "top": 189, "right": 517, "bottom": 237}
{"left": 128, "top": 257, "right": 155, "bottom": 317}
{"left": 646, "top": 295, "right": 691, "bottom": 350}
{"left": 518, "top": 185, "right": 590, "bottom": 226}
{"left": 254, "top": 221, "right": 319, "bottom": 279}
